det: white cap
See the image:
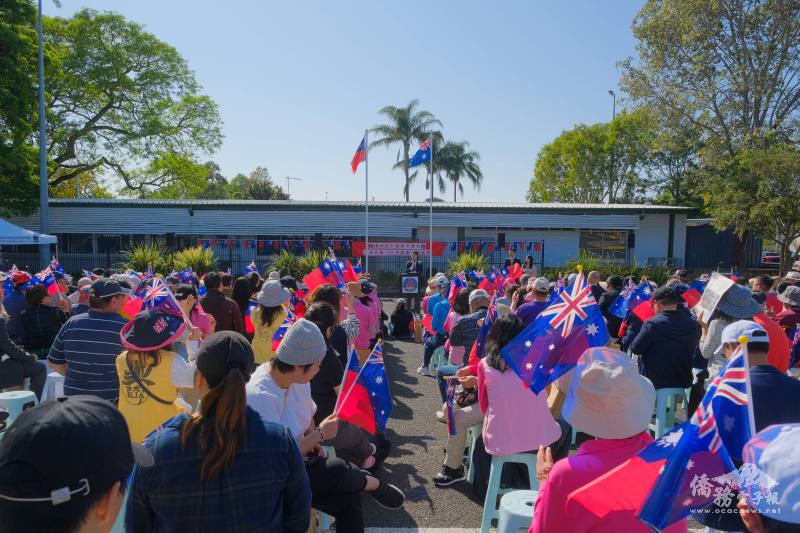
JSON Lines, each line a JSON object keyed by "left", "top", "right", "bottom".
{"left": 714, "top": 320, "right": 768, "bottom": 356}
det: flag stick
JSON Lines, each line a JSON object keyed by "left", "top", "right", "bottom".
{"left": 429, "top": 136, "right": 434, "bottom": 279}
{"left": 364, "top": 129, "right": 369, "bottom": 275}
{"left": 739, "top": 336, "right": 758, "bottom": 437}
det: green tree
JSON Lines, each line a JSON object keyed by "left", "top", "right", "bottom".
{"left": 437, "top": 140, "right": 483, "bottom": 202}
{"left": 0, "top": 0, "right": 38, "bottom": 215}
{"left": 371, "top": 99, "right": 442, "bottom": 201}
{"left": 50, "top": 172, "right": 112, "bottom": 198}
{"left": 196, "top": 161, "right": 230, "bottom": 199}
{"left": 228, "top": 166, "right": 288, "bottom": 200}
{"left": 43, "top": 9, "right": 222, "bottom": 193}
{"left": 528, "top": 109, "right": 653, "bottom": 203}
{"left": 645, "top": 113, "right": 704, "bottom": 211}
{"left": 704, "top": 143, "right": 800, "bottom": 273}
{"left": 621, "top": 0, "right": 800, "bottom": 264}
{"left": 128, "top": 153, "right": 209, "bottom": 199}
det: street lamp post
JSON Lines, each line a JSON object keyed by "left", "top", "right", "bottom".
{"left": 285, "top": 177, "right": 301, "bottom": 199}
{"left": 608, "top": 89, "right": 616, "bottom": 120}
{"left": 37, "top": 0, "right": 49, "bottom": 266}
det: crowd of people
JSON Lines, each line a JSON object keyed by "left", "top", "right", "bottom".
{"left": 0, "top": 264, "right": 400, "bottom": 533}
{"left": 2, "top": 251, "right": 800, "bottom": 532}
{"left": 412, "top": 251, "right": 800, "bottom": 533}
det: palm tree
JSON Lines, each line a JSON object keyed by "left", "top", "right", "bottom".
{"left": 371, "top": 100, "right": 442, "bottom": 201}
{"left": 437, "top": 140, "right": 483, "bottom": 202}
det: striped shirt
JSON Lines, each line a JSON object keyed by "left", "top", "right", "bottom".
{"left": 48, "top": 310, "right": 128, "bottom": 402}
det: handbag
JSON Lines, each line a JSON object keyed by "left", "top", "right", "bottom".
{"left": 454, "top": 384, "right": 478, "bottom": 408}
{"left": 125, "top": 356, "right": 174, "bottom": 406}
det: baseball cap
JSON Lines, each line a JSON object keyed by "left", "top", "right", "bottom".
{"left": 195, "top": 331, "right": 255, "bottom": 388}
{"left": 468, "top": 289, "right": 490, "bottom": 304}
{"left": 435, "top": 275, "right": 449, "bottom": 288}
{"left": 173, "top": 284, "right": 198, "bottom": 301}
{"left": 89, "top": 279, "right": 129, "bottom": 298}
{"left": 531, "top": 277, "right": 549, "bottom": 293}
{"left": 714, "top": 320, "right": 768, "bottom": 356}
{"left": 0, "top": 396, "right": 152, "bottom": 506}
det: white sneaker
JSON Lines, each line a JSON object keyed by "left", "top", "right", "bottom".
{"left": 436, "top": 410, "right": 446, "bottom": 423}
{"left": 417, "top": 366, "right": 431, "bottom": 376}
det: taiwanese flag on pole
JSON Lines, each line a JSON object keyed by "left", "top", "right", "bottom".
{"left": 244, "top": 300, "right": 259, "bottom": 335}
{"left": 303, "top": 259, "right": 343, "bottom": 291}
{"left": 681, "top": 278, "right": 707, "bottom": 309}
{"left": 336, "top": 343, "right": 392, "bottom": 435}
{"left": 448, "top": 272, "right": 467, "bottom": 306}
{"left": 500, "top": 271, "right": 609, "bottom": 394}
{"left": 351, "top": 135, "right": 367, "bottom": 174}
{"left": 478, "top": 267, "right": 504, "bottom": 295}
{"left": 609, "top": 280, "right": 652, "bottom": 319}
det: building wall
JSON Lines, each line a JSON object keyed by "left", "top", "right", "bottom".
{"left": 633, "top": 214, "right": 669, "bottom": 264}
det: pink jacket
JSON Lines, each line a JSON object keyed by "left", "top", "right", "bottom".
{"left": 530, "top": 433, "right": 687, "bottom": 533}
{"left": 352, "top": 297, "right": 376, "bottom": 349}
{"left": 477, "top": 359, "right": 561, "bottom": 456}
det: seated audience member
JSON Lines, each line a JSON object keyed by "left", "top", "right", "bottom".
{"left": 199, "top": 271, "right": 244, "bottom": 334}
{"left": 3, "top": 271, "right": 31, "bottom": 344}
{"left": 115, "top": 309, "right": 196, "bottom": 442}
{"left": 597, "top": 276, "right": 623, "bottom": 339}
{"left": 775, "top": 285, "right": 800, "bottom": 334}
{"left": 737, "top": 424, "right": 800, "bottom": 533}
{"left": 389, "top": 298, "right": 414, "bottom": 339}
{"left": 70, "top": 283, "right": 91, "bottom": 316}
{"left": 251, "top": 280, "right": 291, "bottom": 364}
{"left": 444, "top": 289, "right": 471, "bottom": 364}
{"left": 630, "top": 286, "right": 701, "bottom": 390}
{"left": 246, "top": 319, "right": 404, "bottom": 533}
{"left": 694, "top": 321, "right": 800, "bottom": 532}
{"left": 0, "top": 396, "right": 153, "bottom": 533}
{"left": 126, "top": 331, "right": 311, "bottom": 532}
{"left": 514, "top": 277, "right": 550, "bottom": 327}
{"left": 419, "top": 275, "right": 451, "bottom": 376}
{"left": 348, "top": 281, "right": 381, "bottom": 362}
{"left": 48, "top": 279, "right": 128, "bottom": 403}
{"left": 0, "top": 277, "right": 46, "bottom": 400}
{"left": 478, "top": 314, "right": 568, "bottom": 459}
{"left": 434, "top": 289, "right": 489, "bottom": 408}
{"left": 531, "top": 347, "right": 688, "bottom": 533}
{"left": 21, "top": 283, "right": 68, "bottom": 360}
{"left": 307, "top": 284, "right": 361, "bottom": 367}
{"left": 304, "top": 303, "right": 382, "bottom": 468}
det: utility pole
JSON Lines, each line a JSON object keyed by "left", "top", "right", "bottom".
{"left": 37, "top": 0, "right": 49, "bottom": 266}
{"left": 608, "top": 89, "right": 616, "bottom": 120}
{"left": 285, "top": 177, "right": 301, "bottom": 199}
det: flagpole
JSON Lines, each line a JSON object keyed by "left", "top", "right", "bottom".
{"left": 364, "top": 129, "right": 369, "bottom": 275}
{"left": 429, "top": 136, "right": 433, "bottom": 279}
{"left": 739, "top": 336, "right": 758, "bottom": 437}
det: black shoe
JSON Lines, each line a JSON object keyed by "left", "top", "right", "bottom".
{"left": 370, "top": 481, "right": 405, "bottom": 509}
{"left": 433, "top": 465, "right": 465, "bottom": 487}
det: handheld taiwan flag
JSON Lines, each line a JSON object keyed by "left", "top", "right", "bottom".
{"left": 335, "top": 259, "right": 359, "bottom": 283}
{"left": 336, "top": 343, "right": 392, "bottom": 434}
{"left": 448, "top": 272, "right": 467, "bottom": 306}
{"left": 351, "top": 135, "right": 367, "bottom": 174}
{"left": 500, "top": 271, "right": 609, "bottom": 394}
{"left": 465, "top": 269, "right": 484, "bottom": 284}
{"left": 445, "top": 377, "right": 458, "bottom": 436}
{"left": 500, "top": 263, "right": 523, "bottom": 281}
{"left": 474, "top": 305, "right": 498, "bottom": 360}
{"left": 408, "top": 136, "right": 432, "bottom": 168}
{"left": 681, "top": 278, "right": 707, "bottom": 309}
{"left": 353, "top": 258, "right": 363, "bottom": 274}
{"left": 478, "top": 267, "right": 504, "bottom": 295}
{"left": 244, "top": 300, "right": 259, "bottom": 335}
{"left": 609, "top": 280, "right": 652, "bottom": 319}
{"left": 271, "top": 310, "right": 297, "bottom": 351}
{"left": 303, "top": 259, "right": 344, "bottom": 291}
{"left": 288, "top": 289, "right": 306, "bottom": 318}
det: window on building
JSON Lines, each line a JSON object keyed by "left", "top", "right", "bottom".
{"left": 578, "top": 230, "right": 628, "bottom": 263}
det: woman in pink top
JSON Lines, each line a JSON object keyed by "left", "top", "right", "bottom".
{"left": 347, "top": 281, "right": 378, "bottom": 361}
{"left": 477, "top": 315, "right": 565, "bottom": 457}
{"left": 530, "top": 347, "right": 687, "bottom": 533}
{"left": 443, "top": 290, "right": 470, "bottom": 365}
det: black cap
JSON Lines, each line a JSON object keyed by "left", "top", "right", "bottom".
{"left": 359, "top": 279, "right": 373, "bottom": 295}
{"left": 652, "top": 285, "right": 678, "bottom": 304}
{"left": 195, "top": 331, "right": 255, "bottom": 388}
{"left": 173, "top": 284, "right": 198, "bottom": 301}
{"left": 89, "top": 278, "right": 128, "bottom": 298}
{"left": 0, "top": 396, "right": 152, "bottom": 506}
{"left": 279, "top": 275, "right": 298, "bottom": 291}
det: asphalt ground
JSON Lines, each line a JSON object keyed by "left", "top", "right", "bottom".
{"left": 362, "top": 335, "right": 485, "bottom": 530}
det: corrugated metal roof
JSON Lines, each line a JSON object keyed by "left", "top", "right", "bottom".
{"left": 47, "top": 198, "right": 690, "bottom": 213}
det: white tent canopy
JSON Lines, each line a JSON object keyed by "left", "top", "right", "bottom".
{"left": 0, "top": 218, "right": 57, "bottom": 245}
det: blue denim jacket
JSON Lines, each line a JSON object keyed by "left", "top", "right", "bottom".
{"left": 126, "top": 407, "right": 310, "bottom": 533}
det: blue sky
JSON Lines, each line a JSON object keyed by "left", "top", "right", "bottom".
{"left": 58, "top": 1, "right": 641, "bottom": 202}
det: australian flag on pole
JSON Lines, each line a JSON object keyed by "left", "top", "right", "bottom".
{"left": 609, "top": 280, "right": 652, "bottom": 319}
{"left": 141, "top": 277, "right": 182, "bottom": 315}
{"left": 546, "top": 274, "right": 566, "bottom": 306}
{"left": 408, "top": 136, "right": 432, "bottom": 168}
{"left": 243, "top": 261, "right": 259, "bottom": 276}
{"left": 500, "top": 271, "right": 609, "bottom": 394}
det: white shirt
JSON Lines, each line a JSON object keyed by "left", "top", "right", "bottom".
{"left": 245, "top": 363, "right": 316, "bottom": 440}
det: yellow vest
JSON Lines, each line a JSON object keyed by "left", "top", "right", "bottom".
{"left": 251, "top": 307, "right": 286, "bottom": 364}
{"left": 116, "top": 350, "right": 182, "bottom": 443}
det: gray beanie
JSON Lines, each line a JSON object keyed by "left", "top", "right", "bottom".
{"left": 275, "top": 318, "right": 327, "bottom": 366}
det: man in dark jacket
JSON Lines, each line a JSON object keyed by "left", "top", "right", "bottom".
{"left": 597, "top": 275, "right": 623, "bottom": 339}
{"left": 629, "top": 286, "right": 700, "bottom": 390}
{"left": 200, "top": 272, "right": 244, "bottom": 334}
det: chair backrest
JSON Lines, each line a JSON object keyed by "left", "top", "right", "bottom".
{"left": 0, "top": 390, "right": 38, "bottom": 426}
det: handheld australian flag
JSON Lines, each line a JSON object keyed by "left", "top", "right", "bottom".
{"left": 243, "top": 261, "right": 259, "bottom": 277}
{"left": 408, "top": 136, "right": 432, "bottom": 168}
{"left": 609, "top": 280, "right": 652, "bottom": 319}
{"left": 336, "top": 343, "right": 392, "bottom": 434}
{"left": 500, "top": 271, "right": 608, "bottom": 394}
{"left": 141, "top": 277, "right": 182, "bottom": 315}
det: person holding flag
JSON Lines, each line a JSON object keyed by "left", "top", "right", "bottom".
{"left": 246, "top": 318, "right": 404, "bottom": 533}
{"left": 418, "top": 275, "right": 451, "bottom": 376}
{"left": 251, "top": 280, "right": 292, "bottom": 364}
